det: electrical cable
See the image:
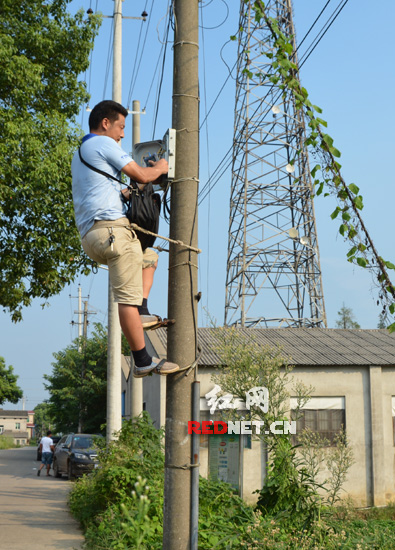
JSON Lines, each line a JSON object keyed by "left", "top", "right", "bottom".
{"left": 102, "top": 18, "right": 114, "bottom": 99}
{"left": 199, "top": 2, "right": 213, "bottom": 316}
{"left": 199, "top": 0, "right": 229, "bottom": 30}
{"left": 295, "top": 0, "right": 332, "bottom": 53}
{"left": 143, "top": 44, "right": 165, "bottom": 111}
{"left": 198, "top": 0, "right": 350, "bottom": 205}
{"left": 126, "top": 0, "right": 154, "bottom": 108}
{"left": 298, "top": 0, "right": 350, "bottom": 69}
{"left": 151, "top": 2, "right": 173, "bottom": 138}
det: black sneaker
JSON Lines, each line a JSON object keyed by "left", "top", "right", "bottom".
{"left": 37, "top": 469, "right": 41, "bottom": 477}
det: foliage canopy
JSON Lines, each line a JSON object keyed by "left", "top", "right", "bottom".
{"left": 0, "top": 356, "right": 23, "bottom": 405}
{"left": 44, "top": 323, "right": 109, "bottom": 434}
{"left": 0, "top": 0, "right": 101, "bottom": 322}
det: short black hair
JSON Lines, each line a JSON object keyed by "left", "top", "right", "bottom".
{"left": 89, "top": 100, "right": 128, "bottom": 131}
{"left": 47, "top": 430, "right": 52, "bottom": 436}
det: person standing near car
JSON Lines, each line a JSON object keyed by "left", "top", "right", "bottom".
{"left": 37, "top": 430, "right": 55, "bottom": 477}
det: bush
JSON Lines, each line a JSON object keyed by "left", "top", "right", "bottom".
{"left": 69, "top": 413, "right": 395, "bottom": 550}
{"left": 0, "top": 435, "right": 15, "bottom": 449}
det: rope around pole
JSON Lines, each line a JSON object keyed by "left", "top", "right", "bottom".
{"left": 130, "top": 224, "right": 202, "bottom": 254}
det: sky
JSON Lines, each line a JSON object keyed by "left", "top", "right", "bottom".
{"left": 1, "top": 0, "right": 395, "bottom": 410}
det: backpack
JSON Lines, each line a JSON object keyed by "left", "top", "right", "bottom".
{"left": 122, "top": 181, "right": 161, "bottom": 250}
{"left": 78, "top": 147, "right": 161, "bottom": 250}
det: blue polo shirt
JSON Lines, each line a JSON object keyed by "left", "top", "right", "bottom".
{"left": 71, "top": 134, "right": 133, "bottom": 238}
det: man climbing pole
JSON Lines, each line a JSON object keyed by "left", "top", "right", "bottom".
{"left": 71, "top": 99, "right": 179, "bottom": 378}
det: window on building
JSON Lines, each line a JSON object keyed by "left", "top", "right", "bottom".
{"left": 121, "top": 391, "right": 126, "bottom": 417}
{"left": 0, "top": 426, "right": 4, "bottom": 434}
{"left": 15, "top": 422, "right": 21, "bottom": 430}
{"left": 291, "top": 397, "right": 345, "bottom": 447}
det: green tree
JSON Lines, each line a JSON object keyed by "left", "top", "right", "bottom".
{"left": 33, "top": 402, "right": 53, "bottom": 438}
{"left": 0, "top": 356, "right": 23, "bottom": 405}
{"left": 335, "top": 303, "right": 361, "bottom": 329}
{"left": 0, "top": 1, "right": 101, "bottom": 322}
{"left": 44, "top": 324, "right": 109, "bottom": 434}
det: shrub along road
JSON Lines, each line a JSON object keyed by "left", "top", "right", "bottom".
{"left": 0, "top": 446, "right": 84, "bottom": 549}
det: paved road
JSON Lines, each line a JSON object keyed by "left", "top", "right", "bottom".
{"left": 0, "top": 446, "right": 85, "bottom": 550}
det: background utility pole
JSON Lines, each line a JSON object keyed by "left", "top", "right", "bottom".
{"left": 71, "top": 285, "right": 89, "bottom": 352}
{"left": 163, "top": 0, "right": 199, "bottom": 548}
{"left": 78, "top": 300, "right": 96, "bottom": 432}
{"left": 131, "top": 98, "right": 143, "bottom": 418}
{"left": 107, "top": 0, "right": 123, "bottom": 443}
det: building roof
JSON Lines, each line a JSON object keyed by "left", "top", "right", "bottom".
{"left": 121, "top": 355, "right": 131, "bottom": 381}
{"left": 148, "top": 327, "right": 395, "bottom": 367}
{"left": 0, "top": 410, "right": 29, "bottom": 418}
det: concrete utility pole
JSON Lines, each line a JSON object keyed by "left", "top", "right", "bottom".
{"left": 130, "top": 99, "right": 144, "bottom": 418}
{"left": 163, "top": 0, "right": 199, "bottom": 548}
{"left": 106, "top": 0, "right": 123, "bottom": 443}
{"left": 77, "top": 300, "right": 95, "bottom": 433}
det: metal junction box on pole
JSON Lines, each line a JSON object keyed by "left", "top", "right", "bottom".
{"left": 132, "top": 128, "right": 176, "bottom": 184}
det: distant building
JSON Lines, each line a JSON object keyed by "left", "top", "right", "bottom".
{"left": 27, "top": 410, "right": 35, "bottom": 440}
{"left": 0, "top": 410, "right": 29, "bottom": 445}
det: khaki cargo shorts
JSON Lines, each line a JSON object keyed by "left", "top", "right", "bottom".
{"left": 81, "top": 217, "right": 158, "bottom": 305}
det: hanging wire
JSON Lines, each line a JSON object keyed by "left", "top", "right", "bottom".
{"left": 102, "top": 19, "right": 114, "bottom": 99}
{"left": 151, "top": 2, "right": 173, "bottom": 138}
{"left": 200, "top": 2, "right": 213, "bottom": 316}
{"left": 199, "top": 0, "right": 229, "bottom": 30}
{"left": 198, "top": 0, "right": 351, "bottom": 205}
{"left": 298, "top": 0, "right": 350, "bottom": 69}
{"left": 126, "top": 0, "right": 154, "bottom": 108}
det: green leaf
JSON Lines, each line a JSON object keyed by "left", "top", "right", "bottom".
{"left": 342, "top": 211, "right": 351, "bottom": 222}
{"left": 388, "top": 322, "right": 395, "bottom": 334}
{"left": 330, "top": 207, "right": 341, "bottom": 220}
{"left": 348, "top": 183, "right": 359, "bottom": 195}
{"left": 329, "top": 146, "right": 341, "bottom": 158}
{"left": 316, "top": 118, "right": 328, "bottom": 128}
{"left": 339, "top": 224, "right": 347, "bottom": 236}
{"left": 389, "top": 303, "right": 395, "bottom": 314}
{"left": 347, "top": 246, "right": 357, "bottom": 258}
{"left": 354, "top": 196, "right": 364, "bottom": 210}
{"left": 322, "top": 134, "right": 334, "bottom": 147}
{"left": 311, "top": 164, "right": 321, "bottom": 178}
{"left": 384, "top": 261, "right": 395, "bottom": 270}
{"left": 356, "top": 257, "right": 368, "bottom": 268}
{"left": 313, "top": 105, "right": 323, "bottom": 113}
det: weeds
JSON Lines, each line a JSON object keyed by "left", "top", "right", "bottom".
{"left": 69, "top": 413, "right": 395, "bottom": 550}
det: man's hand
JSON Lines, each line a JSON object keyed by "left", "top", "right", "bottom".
{"left": 122, "top": 158, "right": 169, "bottom": 184}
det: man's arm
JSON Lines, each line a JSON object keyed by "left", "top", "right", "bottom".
{"left": 121, "top": 158, "right": 169, "bottom": 185}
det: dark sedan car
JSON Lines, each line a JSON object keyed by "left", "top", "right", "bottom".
{"left": 52, "top": 433, "right": 103, "bottom": 479}
{"left": 36, "top": 435, "right": 61, "bottom": 461}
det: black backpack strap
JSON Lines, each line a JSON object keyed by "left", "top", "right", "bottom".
{"left": 78, "top": 147, "right": 127, "bottom": 186}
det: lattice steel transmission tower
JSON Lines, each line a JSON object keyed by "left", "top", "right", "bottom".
{"left": 225, "top": 0, "right": 327, "bottom": 328}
